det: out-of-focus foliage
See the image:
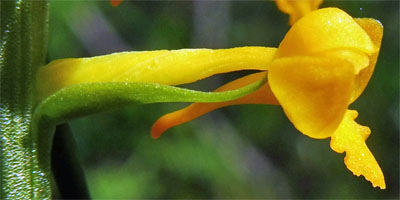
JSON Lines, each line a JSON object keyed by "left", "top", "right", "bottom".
{"left": 48, "top": 1, "right": 399, "bottom": 199}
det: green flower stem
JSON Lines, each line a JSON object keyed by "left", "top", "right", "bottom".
{"left": 0, "top": 0, "right": 50, "bottom": 199}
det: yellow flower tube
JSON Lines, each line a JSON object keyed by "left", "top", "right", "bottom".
{"left": 37, "top": 47, "right": 276, "bottom": 99}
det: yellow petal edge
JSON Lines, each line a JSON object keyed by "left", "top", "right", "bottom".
{"left": 330, "top": 110, "right": 385, "bottom": 189}
{"left": 351, "top": 18, "right": 383, "bottom": 103}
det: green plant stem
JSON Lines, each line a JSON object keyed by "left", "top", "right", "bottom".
{"left": 0, "top": 0, "right": 50, "bottom": 199}
{"left": 51, "top": 124, "right": 90, "bottom": 199}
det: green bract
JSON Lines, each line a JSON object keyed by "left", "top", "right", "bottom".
{"left": 32, "top": 77, "right": 267, "bottom": 171}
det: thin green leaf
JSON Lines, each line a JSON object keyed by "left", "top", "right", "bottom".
{"left": 34, "top": 76, "right": 266, "bottom": 124}
{"left": 32, "top": 75, "right": 266, "bottom": 173}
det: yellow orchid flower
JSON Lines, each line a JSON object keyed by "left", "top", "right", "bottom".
{"left": 275, "top": 0, "right": 323, "bottom": 25}
{"left": 151, "top": 8, "right": 385, "bottom": 189}
{"left": 3, "top": 0, "right": 388, "bottom": 198}
{"left": 36, "top": 1, "right": 384, "bottom": 190}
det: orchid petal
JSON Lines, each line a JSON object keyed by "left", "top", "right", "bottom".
{"left": 330, "top": 110, "right": 385, "bottom": 189}
{"left": 151, "top": 72, "right": 279, "bottom": 138}
{"left": 275, "top": 0, "right": 323, "bottom": 25}
{"left": 351, "top": 18, "right": 383, "bottom": 103}
{"left": 268, "top": 56, "right": 355, "bottom": 139}
{"left": 277, "top": 8, "right": 375, "bottom": 58}
{"left": 37, "top": 47, "right": 277, "bottom": 99}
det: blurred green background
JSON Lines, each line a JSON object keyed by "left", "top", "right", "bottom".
{"left": 48, "top": 0, "right": 399, "bottom": 199}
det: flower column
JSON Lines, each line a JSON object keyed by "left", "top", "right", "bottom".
{"left": 0, "top": 1, "right": 51, "bottom": 199}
